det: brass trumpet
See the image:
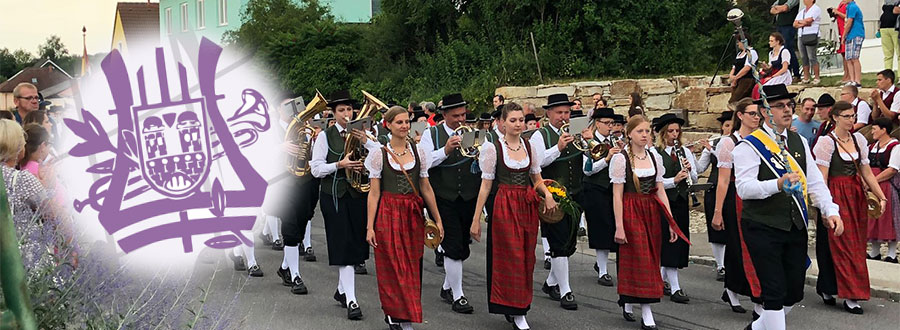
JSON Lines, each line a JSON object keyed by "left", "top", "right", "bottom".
{"left": 284, "top": 90, "right": 327, "bottom": 177}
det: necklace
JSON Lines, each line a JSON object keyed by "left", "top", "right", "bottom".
{"left": 836, "top": 132, "right": 852, "bottom": 143}
{"left": 634, "top": 150, "right": 648, "bottom": 160}
{"left": 504, "top": 137, "right": 522, "bottom": 152}
{"left": 390, "top": 143, "right": 409, "bottom": 157}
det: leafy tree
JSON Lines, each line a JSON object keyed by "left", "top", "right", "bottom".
{"left": 37, "top": 35, "right": 69, "bottom": 62}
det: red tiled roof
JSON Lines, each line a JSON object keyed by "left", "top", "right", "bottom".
{"left": 0, "top": 66, "right": 72, "bottom": 93}
{"left": 114, "top": 2, "right": 160, "bottom": 46}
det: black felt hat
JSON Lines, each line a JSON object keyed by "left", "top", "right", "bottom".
{"left": 653, "top": 113, "right": 685, "bottom": 132}
{"left": 542, "top": 93, "right": 576, "bottom": 109}
{"left": 479, "top": 112, "right": 493, "bottom": 122}
{"left": 716, "top": 111, "right": 735, "bottom": 123}
{"left": 753, "top": 84, "right": 797, "bottom": 105}
{"left": 439, "top": 93, "right": 468, "bottom": 111}
{"left": 327, "top": 89, "right": 356, "bottom": 108}
{"left": 591, "top": 108, "right": 616, "bottom": 120}
{"left": 524, "top": 113, "right": 538, "bottom": 123}
{"left": 815, "top": 93, "right": 836, "bottom": 108}
{"left": 613, "top": 114, "right": 626, "bottom": 124}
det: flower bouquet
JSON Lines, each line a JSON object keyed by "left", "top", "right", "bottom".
{"left": 537, "top": 179, "right": 581, "bottom": 224}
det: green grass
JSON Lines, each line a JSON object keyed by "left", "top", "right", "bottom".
{"left": 817, "top": 72, "right": 879, "bottom": 87}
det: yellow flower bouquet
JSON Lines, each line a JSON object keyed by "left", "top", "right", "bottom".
{"left": 537, "top": 179, "right": 581, "bottom": 223}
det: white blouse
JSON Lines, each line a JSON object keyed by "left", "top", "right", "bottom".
{"left": 479, "top": 137, "right": 542, "bottom": 180}
{"left": 609, "top": 150, "right": 666, "bottom": 184}
{"left": 365, "top": 141, "right": 430, "bottom": 179}
{"left": 812, "top": 132, "right": 870, "bottom": 167}
{"left": 870, "top": 139, "right": 900, "bottom": 171}
{"left": 715, "top": 133, "right": 741, "bottom": 169}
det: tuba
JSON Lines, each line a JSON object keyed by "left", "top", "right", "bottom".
{"left": 285, "top": 90, "right": 328, "bottom": 177}
{"left": 344, "top": 90, "right": 386, "bottom": 193}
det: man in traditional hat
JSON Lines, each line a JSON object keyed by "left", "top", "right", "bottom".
{"left": 733, "top": 84, "right": 842, "bottom": 330}
{"left": 310, "top": 89, "right": 369, "bottom": 320}
{"left": 611, "top": 114, "right": 626, "bottom": 140}
{"left": 812, "top": 93, "right": 836, "bottom": 149}
{"left": 529, "top": 93, "right": 582, "bottom": 310}
{"left": 464, "top": 112, "right": 477, "bottom": 128}
{"left": 419, "top": 93, "right": 478, "bottom": 314}
{"left": 582, "top": 107, "right": 622, "bottom": 287}
{"left": 478, "top": 112, "right": 493, "bottom": 131}
{"left": 525, "top": 113, "right": 539, "bottom": 131}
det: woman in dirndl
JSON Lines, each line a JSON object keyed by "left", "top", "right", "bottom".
{"left": 470, "top": 102, "right": 557, "bottom": 330}
{"left": 611, "top": 115, "right": 689, "bottom": 330}
{"left": 365, "top": 106, "right": 445, "bottom": 330}
{"left": 813, "top": 101, "right": 886, "bottom": 314}
{"left": 866, "top": 117, "right": 899, "bottom": 263}
{"left": 695, "top": 111, "right": 734, "bottom": 281}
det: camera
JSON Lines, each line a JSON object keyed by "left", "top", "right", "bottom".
{"left": 827, "top": 7, "right": 835, "bottom": 18}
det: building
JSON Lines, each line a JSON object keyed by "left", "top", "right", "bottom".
{"left": 158, "top": 0, "right": 379, "bottom": 44}
{"left": 111, "top": 2, "right": 161, "bottom": 54}
{"left": 0, "top": 59, "right": 73, "bottom": 111}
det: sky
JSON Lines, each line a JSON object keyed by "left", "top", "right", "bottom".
{"left": 0, "top": 0, "right": 152, "bottom": 56}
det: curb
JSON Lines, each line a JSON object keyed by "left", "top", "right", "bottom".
{"left": 688, "top": 256, "right": 900, "bottom": 302}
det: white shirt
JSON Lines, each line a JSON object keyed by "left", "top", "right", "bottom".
{"left": 870, "top": 139, "right": 900, "bottom": 171}
{"left": 310, "top": 123, "right": 347, "bottom": 178}
{"left": 364, "top": 141, "right": 430, "bottom": 179}
{"left": 795, "top": 4, "right": 821, "bottom": 36}
{"left": 695, "top": 148, "right": 714, "bottom": 174}
{"left": 732, "top": 124, "right": 840, "bottom": 218}
{"left": 737, "top": 49, "right": 759, "bottom": 70}
{"left": 853, "top": 98, "right": 873, "bottom": 125}
{"left": 765, "top": 48, "right": 793, "bottom": 86}
{"left": 583, "top": 131, "right": 610, "bottom": 175}
{"left": 478, "top": 137, "right": 542, "bottom": 180}
{"left": 609, "top": 150, "right": 666, "bottom": 184}
{"left": 882, "top": 85, "right": 900, "bottom": 114}
{"left": 654, "top": 145, "right": 699, "bottom": 189}
{"left": 419, "top": 123, "right": 456, "bottom": 169}
{"left": 529, "top": 124, "right": 564, "bottom": 168}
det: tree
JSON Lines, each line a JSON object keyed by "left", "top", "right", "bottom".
{"left": 37, "top": 35, "right": 69, "bottom": 62}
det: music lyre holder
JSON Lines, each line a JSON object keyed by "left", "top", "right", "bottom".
{"left": 727, "top": 8, "right": 802, "bottom": 194}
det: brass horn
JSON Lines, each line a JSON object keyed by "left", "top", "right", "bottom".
{"left": 344, "top": 90, "right": 386, "bottom": 193}
{"left": 453, "top": 125, "right": 482, "bottom": 158}
{"left": 285, "top": 90, "right": 328, "bottom": 177}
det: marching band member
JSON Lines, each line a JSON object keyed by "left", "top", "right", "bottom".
{"left": 611, "top": 115, "right": 689, "bottom": 330}
{"left": 813, "top": 101, "right": 886, "bottom": 314}
{"left": 365, "top": 106, "right": 444, "bottom": 330}
{"left": 652, "top": 113, "right": 697, "bottom": 304}
{"left": 310, "top": 90, "right": 369, "bottom": 320}
{"left": 529, "top": 93, "right": 583, "bottom": 310}
{"left": 734, "top": 84, "right": 842, "bottom": 330}
{"left": 867, "top": 117, "right": 899, "bottom": 263}
{"left": 697, "top": 111, "right": 734, "bottom": 281}
{"left": 471, "top": 102, "right": 556, "bottom": 330}
{"left": 582, "top": 107, "right": 621, "bottom": 286}
{"left": 419, "top": 93, "right": 479, "bottom": 314}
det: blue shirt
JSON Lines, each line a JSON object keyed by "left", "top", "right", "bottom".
{"left": 846, "top": 2, "right": 866, "bottom": 40}
{"left": 792, "top": 118, "right": 821, "bottom": 146}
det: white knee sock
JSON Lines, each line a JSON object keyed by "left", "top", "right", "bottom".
{"left": 753, "top": 309, "right": 786, "bottom": 330}
{"left": 232, "top": 245, "right": 244, "bottom": 258}
{"left": 261, "top": 215, "right": 271, "bottom": 236}
{"left": 266, "top": 215, "right": 281, "bottom": 241}
{"left": 514, "top": 315, "right": 529, "bottom": 329}
{"left": 888, "top": 241, "right": 898, "bottom": 258}
{"left": 438, "top": 244, "right": 445, "bottom": 253}
{"left": 579, "top": 214, "right": 587, "bottom": 229}
{"left": 303, "top": 220, "right": 312, "bottom": 248}
{"left": 339, "top": 266, "right": 356, "bottom": 305}
{"left": 596, "top": 249, "right": 609, "bottom": 276}
{"left": 660, "top": 267, "right": 667, "bottom": 282}
{"left": 868, "top": 241, "right": 881, "bottom": 258}
{"left": 285, "top": 245, "right": 300, "bottom": 280}
{"left": 444, "top": 258, "right": 464, "bottom": 300}
{"left": 664, "top": 267, "right": 681, "bottom": 292}
{"left": 640, "top": 304, "right": 656, "bottom": 326}
{"left": 754, "top": 303, "right": 764, "bottom": 316}
{"left": 845, "top": 300, "right": 860, "bottom": 309}
{"left": 546, "top": 265, "right": 558, "bottom": 286}
{"left": 822, "top": 292, "right": 834, "bottom": 300}
{"left": 624, "top": 303, "right": 634, "bottom": 313}
{"left": 551, "top": 257, "right": 572, "bottom": 295}
{"left": 400, "top": 323, "right": 414, "bottom": 330}
{"left": 726, "top": 288, "right": 741, "bottom": 306}
{"left": 281, "top": 248, "right": 289, "bottom": 269}
{"left": 240, "top": 241, "right": 257, "bottom": 268}
{"left": 542, "top": 238, "right": 550, "bottom": 259}
{"left": 711, "top": 243, "right": 726, "bottom": 270}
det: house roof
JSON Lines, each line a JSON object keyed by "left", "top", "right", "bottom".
{"left": 0, "top": 65, "right": 72, "bottom": 94}
{"left": 113, "top": 2, "right": 160, "bottom": 47}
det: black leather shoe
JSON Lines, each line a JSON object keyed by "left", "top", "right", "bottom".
{"left": 866, "top": 253, "right": 882, "bottom": 261}
{"left": 298, "top": 243, "right": 307, "bottom": 256}
{"left": 843, "top": 301, "right": 863, "bottom": 315}
{"left": 670, "top": 289, "right": 689, "bottom": 304}
{"left": 716, "top": 268, "right": 726, "bottom": 282}
{"left": 277, "top": 267, "right": 292, "bottom": 286}
{"left": 504, "top": 314, "right": 513, "bottom": 323}
{"left": 744, "top": 323, "right": 753, "bottom": 330}
{"left": 248, "top": 265, "right": 264, "bottom": 277}
{"left": 435, "top": 249, "right": 444, "bottom": 267}
{"left": 622, "top": 306, "right": 636, "bottom": 322}
{"left": 543, "top": 258, "right": 551, "bottom": 270}
{"left": 541, "top": 282, "right": 561, "bottom": 301}
{"left": 577, "top": 227, "right": 587, "bottom": 237}
{"left": 640, "top": 320, "right": 658, "bottom": 330}
{"left": 452, "top": 297, "right": 474, "bottom": 314}
{"left": 819, "top": 292, "right": 836, "bottom": 306}
{"left": 228, "top": 252, "right": 246, "bottom": 271}
{"left": 560, "top": 292, "right": 578, "bottom": 310}
{"left": 304, "top": 247, "right": 317, "bottom": 262}
{"left": 388, "top": 324, "right": 402, "bottom": 330}
{"left": 752, "top": 311, "right": 760, "bottom": 321}
{"left": 593, "top": 263, "right": 599, "bottom": 274}
{"left": 440, "top": 288, "right": 453, "bottom": 304}
{"left": 884, "top": 256, "right": 899, "bottom": 264}
{"left": 355, "top": 263, "right": 367, "bottom": 275}
{"left": 663, "top": 281, "right": 671, "bottom": 296}
{"left": 291, "top": 277, "right": 308, "bottom": 295}
{"left": 721, "top": 291, "right": 746, "bottom": 313}
{"left": 272, "top": 239, "right": 284, "bottom": 251}
{"left": 347, "top": 301, "right": 363, "bottom": 320}
{"left": 334, "top": 290, "right": 347, "bottom": 306}
{"left": 598, "top": 274, "right": 614, "bottom": 287}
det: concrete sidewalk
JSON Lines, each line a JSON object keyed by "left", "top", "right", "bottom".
{"left": 574, "top": 232, "right": 900, "bottom": 302}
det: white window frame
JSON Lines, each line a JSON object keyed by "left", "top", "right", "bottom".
{"left": 181, "top": 3, "right": 189, "bottom": 32}
{"left": 217, "top": 0, "right": 228, "bottom": 26}
{"left": 197, "top": 0, "right": 206, "bottom": 29}
{"left": 165, "top": 8, "right": 173, "bottom": 35}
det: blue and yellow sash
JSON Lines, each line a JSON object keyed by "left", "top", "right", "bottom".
{"left": 744, "top": 129, "right": 809, "bottom": 225}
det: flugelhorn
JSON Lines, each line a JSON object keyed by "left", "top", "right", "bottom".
{"left": 560, "top": 120, "right": 592, "bottom": 152}
{"left": 453, "top": 125, "right": 483, "bottom": 158}
{"left": 284, "top": 90, "right": 328, "bottom": 177}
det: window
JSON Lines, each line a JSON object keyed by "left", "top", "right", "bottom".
{"left": 165, "top": 8, "right": 172, "bottom": 35}
{"left": 217, "top": 0, "right": 228, "bottom": 26}
{"left": 197, "top": 0, "right": 205, "bottom": 29}
{"left": 181, "top": 3, "right": 188, "bottom": 32}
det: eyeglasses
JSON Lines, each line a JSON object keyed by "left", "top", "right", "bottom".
{"left": 837, "top": 113, "right": 857, "bottom": 120}
{"left": 741, "top": 111, "right": 761, "bottom": 118}
{"left": 17, "top": 96, "right": 39, "bottom": 101}
{"left": 598, "top": 120, "right": 614, "bottom": 125}
{"left": 769, "top": 102, "right": 795, "bottom": 110}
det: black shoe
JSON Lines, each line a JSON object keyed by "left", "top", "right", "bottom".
{"left": 819, "top": 292, "right": 836, "bottom": 306}
{"left": 752, "top": 311, "right": 760, "bottom": 321}
{"left": 543, "top": 258, "right": 551, "bottom": 270}
{"left": 304, "top": 247, "right": 317, "bottom": 262}
{"left": 347, "top": 301, "right": 363, "bottom": 320}
{"left": 867, "top": 253, "right": 882, "bottom": 261}
{"left": 541, "top": 282, "right": 561, "bottom": 301}
{"left": 277, "top": 267, "right": 292, "bottom": 286}
{"left": 504, "top": 314, "right": 513, "bottom": 323}
{"left": 640, "top": 320, "right": 658, "bottom": 330}
{"left": 228, "top": 252, "right": 246, "bottom": 271}
{"left": 435, "top": 249, "right": 444, "bottom": 267}
{"left": 721, "top": 291, "right": 746, "bottom": 313}
{"left": 597, "top": 274, "right": 614, "bottom": 287}
{"left": 662, "top": 281, "right": 671, "bottom": 296}
{"left": 883, "top": 256, "right": 898, "bottom": 264}
{"left": 622, "top": 306, "right": 636, "bottom": 322}
{"left": 272, "top": 239, "right": 284, "bottom": 251}
{"left": 248, "top": 264, "right": 264, "bottom": 277}
{"left": 291, "top": 277, "right": 308, "bottom": 295}
{"left": 843, "top": 301, "right": 863, "bottom": 315}
{"left": 670, "top": 289, "right": 689, "bottom": 304}
{"left": 716, "top": 268, "right": 726, "bottom": 282}
{"left": 355, "top": 263, "right": 367, "bottom": 275}
{"left": 452, "top": 296, "right": 474, "bottom": 314}
{"left": 334, "top": 290, "right": 347, "bottom": 306}
{"left": 577, "top": 227, "right": 587, "bottom": 237}
{"left": 388, "top": 324, "right": 402, "bottom": 330}
{"left": 260, "top": 233, "right": 273, "bottom": 246}
{"left": 744, "top": 323, "right": 753, "bottom": 330}
{"left": 560, "top": 292, "right": 578, "bottom": 310}
{"left": 298, "top": 243, "right": 307, "bottom": 256}
{"left": 440, "top": 288, "right": 453, "bottom": 304}
{"left": 593, "top": 263, "right": 599, "bottom": 274}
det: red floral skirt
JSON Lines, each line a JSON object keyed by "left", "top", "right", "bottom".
{"left": 374, "top": 191, "right": 425, "bottom": 322}
{"left": 827, "top": 176, "right": 870, "bottom": 300}
{"left": 868, "top": 168, "right": 896, "bottom": 241}
{"left": 488, "top": 184, "right": 541, "bottom": 311}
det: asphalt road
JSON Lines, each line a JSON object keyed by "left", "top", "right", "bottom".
{"left": 196, "top": 213, "right": 900, "bottom": 330}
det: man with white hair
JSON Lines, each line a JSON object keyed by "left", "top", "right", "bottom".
{"left": 12, "top": 83, "right": 40, "bottom": 124}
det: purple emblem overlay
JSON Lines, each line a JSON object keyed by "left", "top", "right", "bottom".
{"left": 65, "top": 38, "right": 271, "bottom": 254}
